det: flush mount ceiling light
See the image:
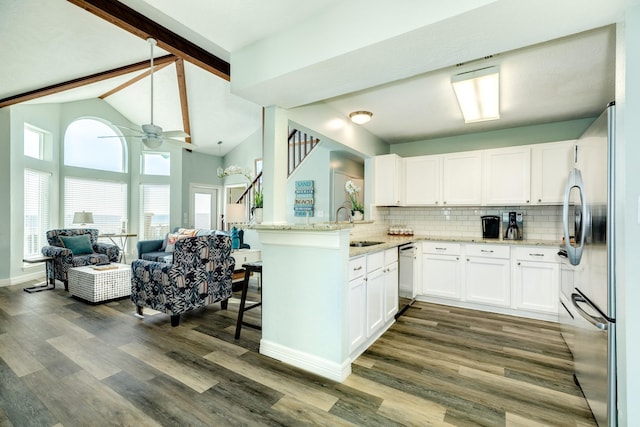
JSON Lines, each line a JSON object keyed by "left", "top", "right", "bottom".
{"left": 451, "top": 66, "right": 500, "bottom": 123}
{"left": 349, "top": 111, "right": 373, "bottom": 125}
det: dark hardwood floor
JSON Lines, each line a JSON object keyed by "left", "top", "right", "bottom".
{"left": 0, "top": 278, "right": 596, "bottom": 426}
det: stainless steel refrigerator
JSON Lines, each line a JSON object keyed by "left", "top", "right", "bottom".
{"left": 558, "top": 102, "right": 616, "bottom": 426}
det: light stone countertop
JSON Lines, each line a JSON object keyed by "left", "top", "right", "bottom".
{"left": 248, "top": 223, "right": 561, "bottom": 256}
{"left": 348, "top": 234, "right": 562, "bottom": 257}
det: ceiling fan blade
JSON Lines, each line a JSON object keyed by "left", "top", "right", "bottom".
{"left": 98, "top": 135, "right": 142, "bottom": 139}
{"left": 114, "top": 124, "right": 143, "bottom": 134}
{"left": 166, "top": 138, "right": 197, "bottom": 149}
{"left": 161, "top": 130, "right": 190, "bottom": 138}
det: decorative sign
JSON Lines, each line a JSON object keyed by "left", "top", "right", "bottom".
{"left": 294, "top": 180, "right": 314, "bottom": 217}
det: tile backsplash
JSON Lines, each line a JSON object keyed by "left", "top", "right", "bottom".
{"left": 353, "top": 205, "right": 564, "bottom": 242}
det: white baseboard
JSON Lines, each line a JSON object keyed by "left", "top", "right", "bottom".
{"left": 259, "top": 339, "right": 351, "bottom": 383}
{"left": 0, "top": 271, "right": 46, "bottom": 288}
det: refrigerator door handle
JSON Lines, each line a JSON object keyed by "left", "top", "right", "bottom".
{"left": 571, "top": 293, "right": 608, "bottom": 330}
{"left": 562, "top": 168, "right": 588, "bottom": 265}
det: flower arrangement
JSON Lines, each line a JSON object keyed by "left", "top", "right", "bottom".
{"left": 345, "top": 180, "right": 364, "bottom": 213}
{"left": 217, "top": 165, "right": 253, "bottom": 181}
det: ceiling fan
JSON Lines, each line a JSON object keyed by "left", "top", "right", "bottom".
{"left": 105, "top": 38, "right": 195, "bottom": 150}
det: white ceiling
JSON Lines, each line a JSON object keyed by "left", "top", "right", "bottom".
{"left": 0, "top": 0, "right": 629, "bottom": 155}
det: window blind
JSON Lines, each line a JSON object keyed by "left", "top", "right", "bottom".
{"left": 64, "top": 177, "right": 127, "bottom": 234}
{"left": 24, "top": 169, "right": 50, "bottom": 258}
{"left": 140, "top": 184, "right": 170, "bottom": 240}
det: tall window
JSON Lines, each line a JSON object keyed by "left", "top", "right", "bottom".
{"left": 64, "top": 177, "right": 128, "bottom": 234}
{"left": 140, "top": 184, "right": 170, "bottom": 240}
{"left": 24, "top": 169, "right": 50, "bottom": 258}
{"left": 64, "top": 118, "right": 126, "bottom": 172}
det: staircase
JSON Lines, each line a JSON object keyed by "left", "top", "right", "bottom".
{"left": 235, "top": 127, "right": 320, "bottom": 207}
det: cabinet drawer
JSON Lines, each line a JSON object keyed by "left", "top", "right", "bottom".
{"left": 349, "top": 256, "right": 366, "bottom": 281}
{"left": 422, "top": 242, "right": 460, "bottom": 255}
{"left": 367, "top": 251, "right": 385, "bottom": 273}
{"left": 465, "top": 244, "right": 510, "bottom": 259}
{"left": 384, "top": 248, "right": 398, "bottom": 265}
{"left": 512, "top": 246, "right": 559, "bottom": 262}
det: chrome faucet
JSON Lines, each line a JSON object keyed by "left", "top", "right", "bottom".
{"left": 335, "top": 206, "right": 352, "bottom": 224}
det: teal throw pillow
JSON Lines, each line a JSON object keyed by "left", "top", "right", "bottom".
{"left": 59, "top": 234, "right": 94, "bottom": 255}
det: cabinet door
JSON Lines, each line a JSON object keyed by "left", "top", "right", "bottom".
{"left": 384, "top": 261, "right": 398, "bottom": 321}
{"left": 374, "top": 154, "right": 402, "bottom": 206}
{"left": 513, "top": 260, "right": 559, "bottom": 314}
{"left": 482, "top": 146, "right": 531, "bottom": 205}
{"left": 442, "top": 151, "right": 482, "bottom": 205}
{"left": 403, "top": 155, "right": 441, "bottom": 205}
{"left": 531, "top": 141, "right": 574, "bottom": 204}
{"left": 366, "top": 268, "right": 385, "bottom": 336}
{"left": 349, "top": 275, "right": 366, "bottom": 353}
{"left": 422, "top": 254, "right": 462, "bottom": 299}
{"left": 464, "top": 256, "right": 510, "bottom": 307}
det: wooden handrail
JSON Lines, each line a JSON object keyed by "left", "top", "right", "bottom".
{"left": 235, "top": 171, "right": 262, "bottom": 204}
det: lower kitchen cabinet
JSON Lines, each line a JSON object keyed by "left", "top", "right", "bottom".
{"left": 422, "top": 242, "right": 462, "bottom": 299}
{"left": 512, "top": 247, "right": 560, "bottom": 314}
{"left": 383, "top": 248, "right": 399, "bottom": 321}
{"left": 464, "top": 244, "right": 511, "bottom": 307}
{"left": 349, "top": 248, "right": 399, "bottom": 358}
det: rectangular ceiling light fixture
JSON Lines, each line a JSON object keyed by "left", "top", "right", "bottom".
{"left": 451, "top": 66, "right": 500, "bottom": 123}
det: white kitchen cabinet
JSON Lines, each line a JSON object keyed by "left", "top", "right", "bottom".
{"left": 366, "top": 251, "right": 385, "bottom": 336}
{"left": 442, "top": 151, "right": 482, "bottom": 205}
{"left": 374, "top": 154, "right": 403, "bottom": 206}
{"left": 383, "top": 248, "right": 399, "bottom": 322}
{"left": 482, "top": 146, "right": 531, "bottom": 205}
{"left": 403, "top": 155, "right": 442, "bottom": 205}
{"left": 422, "top": 242, "right": 462, "bottom": 300}
{"left": 512, "top": 247, "right": 560, "bottom": 314}
{"left": 531, "top": 140, "right": 574, "bottom": 204}
{"left": 464, "top": 244, "right": 510, "bottom": 307}
{"left": 348, "top": 256, "right": 366, "bottom": 353}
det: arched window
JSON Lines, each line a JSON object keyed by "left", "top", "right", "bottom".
{"left": 64, "top": 118, "right": 126, "bottom": 172}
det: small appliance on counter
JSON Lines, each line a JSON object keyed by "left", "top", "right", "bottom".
{"left": 502, "top": 211, "right": 523, "bottom": 240}
{"left": 388, "top": 224, "right": 414, "bottom": 236}
{"left": 481, "top": 215, "right": 500, "bottom": 239}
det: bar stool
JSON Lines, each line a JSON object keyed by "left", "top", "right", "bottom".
{"left": 235, "top": 261, "right": 262, "bottom": 339}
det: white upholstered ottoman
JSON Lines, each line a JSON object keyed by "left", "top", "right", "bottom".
{"left": 67, "top": 263, "right": 131, "bottom": 303}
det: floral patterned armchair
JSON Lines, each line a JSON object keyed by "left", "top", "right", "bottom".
{"left": 130, "top": 234, "right": 235, "bottom": 327}
{"left": 41, "top": 228, "right": 120, "bottom": 291}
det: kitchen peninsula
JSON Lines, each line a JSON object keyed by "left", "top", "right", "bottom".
{"left": 253, "top": 223, "right": 561, "bottom": 382}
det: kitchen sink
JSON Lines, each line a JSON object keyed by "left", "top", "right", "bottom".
{"left": 349, "top": 241, "right": 384, "bottom": 247}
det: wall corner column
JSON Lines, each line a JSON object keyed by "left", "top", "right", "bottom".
{"left": 263, "top": 106, "right": 288, "bottom": 225}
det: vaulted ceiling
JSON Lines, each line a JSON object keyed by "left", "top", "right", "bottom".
{"left": 0, "top": 0, "right": 633, "bottom": 156}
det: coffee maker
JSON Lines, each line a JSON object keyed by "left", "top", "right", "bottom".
{"left": 502, "top": 211, "right": 524, "bottom": 240}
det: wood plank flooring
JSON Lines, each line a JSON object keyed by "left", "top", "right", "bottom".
{"left": 0, "top": 278, "right": 596, "bottom": 426}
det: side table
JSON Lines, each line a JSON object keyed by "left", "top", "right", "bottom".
{"left": 99, "top": 233, "right": 137, "bottom": 263}
{"left": 22, "top": 256, "right": 55, "bottom": 293}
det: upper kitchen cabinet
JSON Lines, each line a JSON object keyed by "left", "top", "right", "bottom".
{"left": 482, "top": 146, "right": 531, "bottom": 205}
{"left": 442, "top": 151, "right": 482, "bottom": 205}
{"left": 373, "top": 154, "right": 403, "bottom": 206}
{"left": 531, "top": 141, "right": 574, "bottom": 204}
{"left": 403, "top": 155, "right": 442, "bottom": 206}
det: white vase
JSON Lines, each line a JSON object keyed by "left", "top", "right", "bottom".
{"left": 254, "top": 208, "right": 263, "bottom": 224}
{"left": 352, "top": 211, "right": 363, "bottom": 221}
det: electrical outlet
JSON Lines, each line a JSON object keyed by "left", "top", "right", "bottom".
{"left": 317, "top": 210, "right": 324, "bottom": 217}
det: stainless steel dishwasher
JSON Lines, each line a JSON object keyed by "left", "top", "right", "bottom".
{"left": 397, "top": 243, "right": 420, "bottom": 318}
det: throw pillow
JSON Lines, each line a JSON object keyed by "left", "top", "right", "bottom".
{"left": 165, "top": 233, "right": 192, "bottom": 252}
{"left": 59, "top": 234, "right": 94, "bottom": 255}
{"left": 177, "top": 228, "right": 197, "bottom": 236}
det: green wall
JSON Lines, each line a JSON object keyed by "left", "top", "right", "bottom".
{"left": 390, "top": 117, "right": 596, "bottom": 156}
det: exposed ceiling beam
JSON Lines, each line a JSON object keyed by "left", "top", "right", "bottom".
{"left": 67, "top": 0, "right": 230, "bottom": 81}
{"left": 175, "top": 59, "right": 192, "bottom": 144}
{"left": 98, "top": 60, "right": 174, "bottom": 99}
{"left": 0, "top": 55, "right": 176, "bottom": 108}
